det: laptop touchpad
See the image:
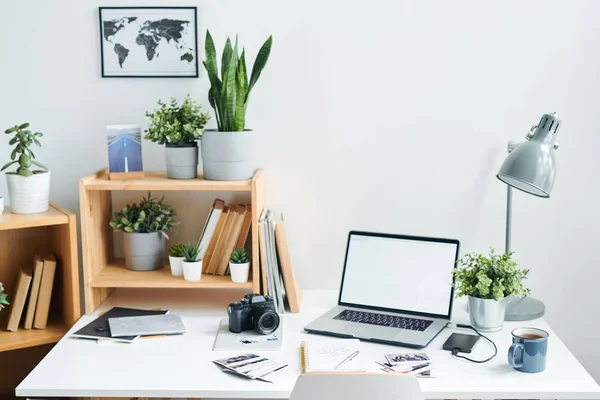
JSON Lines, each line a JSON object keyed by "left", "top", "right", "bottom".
{"left": 344, "top": 323, "right": 398, "bottom": 340}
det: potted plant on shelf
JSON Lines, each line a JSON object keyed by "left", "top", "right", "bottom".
{"left": 169, "top": 244, "right": 186, "bottom": 277}
{"left": 144, "top": 95, "right": 210, "bottom": 179}
{"left": 0, "top": 283, "right": 8, "bottom": 311}
{"left": 1, "top": 123, "right": 50, "bottom": 214}
{"left": 453, "top": 249, "right": 530, "bottom": 332}
{"left": 181, "top": 241, "right": 202, "bottom": 282}
{"left": 109, "top": 192, "right": 178, "bottom": 271}
{"left": 229, "top": 248, "right": 250, "bottom": 283}
{"left": 202, "top": 30, "right": 272, "bottom": 180}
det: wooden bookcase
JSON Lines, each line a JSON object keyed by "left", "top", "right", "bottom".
{"left": 0, "top": 202, "right": 80, "bottom": 352}
{"left": 79, "top": 168, "right": 266, "bottom": 314}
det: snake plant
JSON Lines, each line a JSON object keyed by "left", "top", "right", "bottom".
{"left": 203, "top": 30, "right": 272, "bottom": 132}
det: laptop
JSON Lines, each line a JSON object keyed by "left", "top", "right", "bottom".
{"left": 304, "top": 231, "right": 460, "bottom": 349}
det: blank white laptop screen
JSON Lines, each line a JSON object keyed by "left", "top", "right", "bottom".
{"left": 339, "top": 234, "right": 459, "bottom": 317}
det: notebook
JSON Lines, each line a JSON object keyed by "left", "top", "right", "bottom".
{"left": 72, "top": 307, "right": 168, "bottom": 343}
{"left": 108, "top": 313, "right": 186, "bottom": 337}
{"left": 300, "top": 339, "right": 365, "bottom": 373}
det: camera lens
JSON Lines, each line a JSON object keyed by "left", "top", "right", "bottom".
{"left": 256, "top": 310, "right": 280, "bottom": 335}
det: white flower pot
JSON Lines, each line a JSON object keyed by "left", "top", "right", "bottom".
{"left": 168, "top": 256, "right": 185, "bottom": 276}
{"left": 182, "top": 260, "right": 203, "bottom": 282}
{"left": 6, "top": 172, "right": 51, "bottom": 214}
{"left": 201, "top": 130, "right": 254, "bottom": 181}
{"left": 229, "top": 262, "right": 250, "bottom": 283}
{"left": 0, "top": 197, "right": 4, "bottom": 214}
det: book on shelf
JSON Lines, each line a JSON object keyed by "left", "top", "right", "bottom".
{"left": 33, "top": 254, "right": 57, "bottom": 329}
{"left": 275, "top": 214, "right": 302, "bottom": 313}
{"left": 197, "top": 199, "right": 225, "bottom": 261}
{"left": 6, "top": 266, "right": 33, "bottom": 332}
{"left": 218, "top": 204, "right": 246, "bottom": 276}
{"left": 203, "top": 205, "right": 229, "bottom": 273}
{"left": 24, "top": 255, "right": 45, "bottom": 330}
{"left": 195, "top": 200, "right": 253, "bottom": 276}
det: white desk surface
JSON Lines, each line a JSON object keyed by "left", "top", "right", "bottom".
{"left": 17, "top": 289, "right": 600, "bottom": 399}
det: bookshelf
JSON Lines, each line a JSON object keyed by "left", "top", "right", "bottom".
{"left": 79, "top": 168, "right": 266, "bottom": 313}
{"left": 0, "top": 203, "right": 80, "bottom": 351}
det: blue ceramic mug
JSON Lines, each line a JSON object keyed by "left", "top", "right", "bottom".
{"left": 508, "top": 327, "right": 549, "bottom": 373}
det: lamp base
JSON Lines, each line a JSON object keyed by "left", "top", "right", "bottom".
{"left": 504, "top": 295, "right": 545, "bottom": 321}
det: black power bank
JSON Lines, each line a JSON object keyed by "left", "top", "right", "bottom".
{"left": 442, "top": 332, "right": 480, "bottom": 353}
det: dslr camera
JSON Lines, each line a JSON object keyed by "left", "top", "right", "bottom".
{"left": 228, "top": 293, "right": 280, "bottom": 334}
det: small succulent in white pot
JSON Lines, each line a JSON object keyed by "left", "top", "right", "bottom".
{"left": 2, "top": 123, "right": 50, "bottom": 214}
{"left": 229, "top": 248, "right": 250, "bottom": 283}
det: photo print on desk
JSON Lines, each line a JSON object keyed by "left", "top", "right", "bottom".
{"left": 99, "top": 7, "right": 199, "bottom": 77}
{"left": 106, "top": 125, "right": 143, "bottom": 175}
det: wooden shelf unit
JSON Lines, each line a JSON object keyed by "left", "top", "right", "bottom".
{"left": 0, "top": 203, "right": 80, "bottom": 352}
{"left": 80, "top": 168, "right": 266, "bottom": 313}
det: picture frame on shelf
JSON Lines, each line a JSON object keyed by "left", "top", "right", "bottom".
{"left": 99, "top": 6, "right": 199, "bottom": 78}
{"left": 106, "top": 125, "right": 144, "bottom": 180}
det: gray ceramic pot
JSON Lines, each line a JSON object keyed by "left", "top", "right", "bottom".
{"left": 165, "top": 143, "right": 198, "bottom": 179}
{"left": 200, "top": 129, "right": 254, "bottom": 181}
{"left": 123, "top": 232, "right": 166, "bottom": 271}
{"left": 468, "top": 296, "right": 508, "bottom": 332}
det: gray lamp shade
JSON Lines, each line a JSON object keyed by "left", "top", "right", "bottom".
{"left": 497, "top": 112, "right": 561, "bottom": 198}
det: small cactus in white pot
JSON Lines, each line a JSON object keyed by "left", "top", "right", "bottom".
{"left": 229, "top": 248, "right": 250, "bottom": 283}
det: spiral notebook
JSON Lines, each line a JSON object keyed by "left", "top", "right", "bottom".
{"left": 300, "top": 339, "right": 365, "bottom": 373}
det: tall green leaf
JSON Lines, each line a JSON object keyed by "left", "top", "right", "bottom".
{"left": 234, "top": 49, "right": 249, "bottom": 131}
{"left": 248, "top": 36, "right": 273, "bottom": 98}
{"left": 203, "top": 31, "right": 222, "bottom": 122}
{"left": 221, "top": 38, "right": 232, "bottom": 80}
{"left": 208, "top": 87, "right": 222, "bottom": 130}
{"left": 220, "top": 38, "right": 239, "bottom": 131}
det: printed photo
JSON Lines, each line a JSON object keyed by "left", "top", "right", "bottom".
{"left": 384, "top": 352, "right": 430, "bottom": 365}
{"left": 106, "top": 124, "right": 143, "bottom": 173}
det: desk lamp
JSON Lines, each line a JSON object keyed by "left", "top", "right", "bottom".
{"left": 496, "top": 112, "right": 561, "bottom": 321}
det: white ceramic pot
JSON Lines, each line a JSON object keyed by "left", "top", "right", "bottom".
{"left": 229, "top": 262, "right": 250, "bottom": 283}
{"left": 468, "top": 296, "right": 508, "bottom": 332}
{"left": 168, "top": 256, "right": 185, "bottom": 276}
{"left": 201, "top": 129, "right": 254, "bottom": 181}
{"left": 6, "top": 172, "right": 51, "bottom": 214}
{"left": 0, "top": 197, "right": 4, "bottom": 214}
{"left": 182, "top": 260, "right": 203, "bottom": 282}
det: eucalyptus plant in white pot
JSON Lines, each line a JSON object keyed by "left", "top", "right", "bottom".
{"left": 202, "top": 31, "right": 272, "bottom": 180}
{"left": 1, "top": 123, "right": 50, "bottom": 214}
{"left": 109, "top": 193, "right": 179, "bottom": 271}
{"left": 452, "top": 249, "right": 530, "bottom": 332}
{"left": 144, "top": 95, "right": 210, "bottom": 179}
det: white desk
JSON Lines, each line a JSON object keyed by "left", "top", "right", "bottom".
{"left": 17, "top": 289, "right": 600, "bottom": 399}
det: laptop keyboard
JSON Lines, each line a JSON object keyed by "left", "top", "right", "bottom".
{"left": 333, "top": 309, "right": 434, "bottom": 332}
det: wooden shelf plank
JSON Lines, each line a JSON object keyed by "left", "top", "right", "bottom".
{"left": 83, "top": 171, "right": 253, "bottom": 192}
{"left": 91, "top": 260, "right": 254, "bottom": 289}
{"left": 0, "top": 321, "right": 67, "bottom": 352}
{"left": 0, "top": 204, "right": 69, "bottom": 231}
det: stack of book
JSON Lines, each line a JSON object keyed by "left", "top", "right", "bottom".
{"left": 198, "top": 199, "right": 252, "bottom": 276}
{"left": 376, "top": 352, "right": 434, "bottom": 378}
{"left": 7, "top": 254, "right": 57, "bottom": 332}
{"left": 258, "top": 208, "right": 302, "bottom": 314}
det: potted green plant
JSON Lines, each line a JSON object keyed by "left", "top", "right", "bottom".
{"left": 181, "top": 241, "right": 202, "bottom": 282}
{"left": 144, "top": 95, "right": 210, "bottom": 179}
{"left": 0, "top": 283, "right": 9, "bottom": 311}
{"left": 229, "top": 248, "right": 250, "bottom": 283}
{"left": 453, "top": 249, "right": 530, "bottom": 332}
{"left": 1, "top": 123, "right": 50, "bottom": 214}
{"left": 202, "top": 31, "right": 272, "bottom": 180}
{"left": 109, "top": 192, "right": 178, "bottom": 271}
{"left": 168, "top": 244, "right": 186, "bottom": 277}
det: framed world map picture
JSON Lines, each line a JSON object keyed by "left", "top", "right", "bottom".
{"left": 99, "top": 7, "right": 198, "bottom": 77}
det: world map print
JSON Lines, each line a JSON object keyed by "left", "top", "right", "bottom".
{"left": 100, "top": 8, "right": 198, "bottom": 77}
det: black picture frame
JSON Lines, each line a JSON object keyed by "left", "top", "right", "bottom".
{"left": 99, "top": 6, "right": 199, "bottom": 78}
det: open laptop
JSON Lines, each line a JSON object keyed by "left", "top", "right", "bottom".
{"left": 304, "top": 231, "right": 460, "bottom": 348}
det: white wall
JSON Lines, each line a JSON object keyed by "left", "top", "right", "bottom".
{"left": 1, "top": 0, "right": 599, "bottom": 381}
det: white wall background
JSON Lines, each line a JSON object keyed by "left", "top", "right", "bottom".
{"left": 1, "top": 0, "right": 599, "bottom": 381}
